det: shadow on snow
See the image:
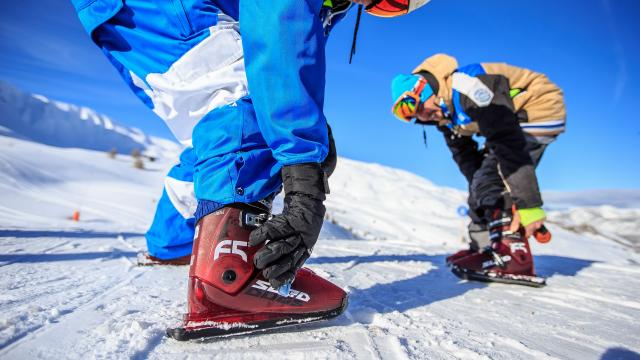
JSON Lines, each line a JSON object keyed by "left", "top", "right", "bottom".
{"left": 309, "top": 254, "right": 595, "bottom": 322}
{"left": 0, "top": 251, "right": 138, "bottom": 264}
{"left": 600, "top": 347, "right": 640, "bottom": 360}
{"left": 0, "top": 229, "right": 144, "bottom": 239}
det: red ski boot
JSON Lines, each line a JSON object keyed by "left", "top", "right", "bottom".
{"left": 446, "top": 222, "right": 490, "bottom": 265}
{"left": 445, "top": 249, "right": 475, "bottom": 266}
{"left": 450, "top": 209, "right": 546, "bottom": 287}
{"left": 166, "top": 205, "right": 348, "bottom": 340}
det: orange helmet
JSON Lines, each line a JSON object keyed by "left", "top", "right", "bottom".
{"left": 365, "top": 0, "right": 431, "bottom": 18}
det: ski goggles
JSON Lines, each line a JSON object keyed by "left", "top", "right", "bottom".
{"left": 391, "top": 77, "right": 428, "bottom": 122}
{"left": 366, "top": 0, "right": 431, "bottom": 18}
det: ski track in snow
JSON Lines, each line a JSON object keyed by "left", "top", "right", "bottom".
{"left": 1, "top": 136, "right": 640, "bottom": 359}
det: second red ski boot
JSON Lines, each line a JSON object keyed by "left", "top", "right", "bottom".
{"left": 445, "top": 249, "right": 475, "bottom": 266}
{"left": 446, "top": 222, "right": 490, "bottom": 265}
{"left": 166, "top": 204, "right": 348, "bottom": 341}
{"left": 450, "top": 209, "right": 546, "bottom": 287}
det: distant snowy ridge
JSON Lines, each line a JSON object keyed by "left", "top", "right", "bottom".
{"left": 543, "top": 189, "right": 640, "bottom": 209}
{"left": 543, "top": 190, "right": 640, "bottom": 251}
{"left": 0, "top": 81, "right": 180, "bottom": 159}
{"left": 547, "top": 206, "right": 640, "bottom": 252}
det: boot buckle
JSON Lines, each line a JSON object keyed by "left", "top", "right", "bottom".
{"left": 240, "top": 211, "right": 271, "bottom": 229}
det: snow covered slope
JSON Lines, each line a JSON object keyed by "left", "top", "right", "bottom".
{"left": 1, "top": 135, "right": 639, "bottom": 359}
{"left": 0, "top": 81, "right": 180, "bottom": 158}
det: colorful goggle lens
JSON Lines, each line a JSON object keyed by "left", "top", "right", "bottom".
{"left": 392, "top": 93, "right": 419, "bottom": 122}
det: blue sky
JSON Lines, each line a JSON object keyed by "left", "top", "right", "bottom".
{"left": 1, "top": 0, "right": 639, "bottom": 191}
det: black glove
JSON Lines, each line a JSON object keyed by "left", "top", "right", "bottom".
{"left": 249, "top": 163, "right": 328, "bottom": 289}
{"left": 322, "top": 124, "right": 337, "bottom": 177}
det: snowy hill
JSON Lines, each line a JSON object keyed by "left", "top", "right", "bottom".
{"left": 0, "top": 81, "right": 180, "bottom": 158}
{"left": 1, "top": 135, "right": 639, "bottom": 359}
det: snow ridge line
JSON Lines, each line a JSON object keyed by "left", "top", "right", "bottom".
{"left": 547, "top": 220, "right": 640, "bottom": 254}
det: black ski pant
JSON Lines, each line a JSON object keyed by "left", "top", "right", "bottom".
{"left": 466, "top": 133, "right": 555, "bottom": 250}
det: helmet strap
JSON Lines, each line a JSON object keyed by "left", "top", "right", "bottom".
{"left": 422, "top": 125, "right": 428, "bottom": 148}
{"left": 349, "top": 5, "right": 363, "bottom": 64}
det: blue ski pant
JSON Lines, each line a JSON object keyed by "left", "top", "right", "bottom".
{"left": 89, "top": 3, "right": 286, "bottom": 259}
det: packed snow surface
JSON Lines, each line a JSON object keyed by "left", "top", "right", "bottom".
{"left": 1, "top": 135, "right": 639, "bottom": 359}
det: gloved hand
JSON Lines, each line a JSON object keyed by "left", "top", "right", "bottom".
{"left": 510, "top": 207, "right": 546, "bottom": 238}
{"left": 249, "top": 163, "right": 328, "bottom": 289}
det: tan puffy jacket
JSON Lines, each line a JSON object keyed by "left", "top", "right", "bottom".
{"left": 413, "top": 54, "right": 566, "bottom": 136}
